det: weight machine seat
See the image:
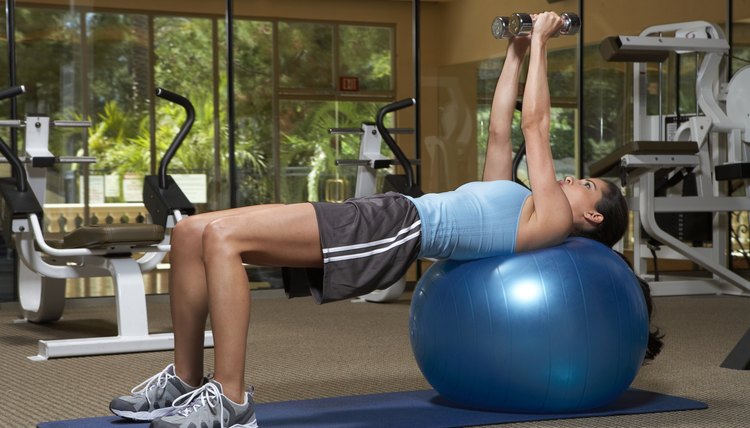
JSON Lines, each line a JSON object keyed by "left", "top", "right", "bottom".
{"left": 589, "top": 140, "right": 699, "bottom": 178}
{"left": 40, "top": 223, "right": 165, "bottom": 250}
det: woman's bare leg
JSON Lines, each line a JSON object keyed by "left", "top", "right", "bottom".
{"left": 172, "top": 202, "right": 322, "bottom": 403}
{"left": 168, "top": 215, "right": 209, "bottom": 386}
{"left": 168, "top": 204, "right": 287, "bottom": 386}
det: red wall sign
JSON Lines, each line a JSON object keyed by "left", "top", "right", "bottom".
{"left": 340, "top": 76, "right": 359, "bottom": 92}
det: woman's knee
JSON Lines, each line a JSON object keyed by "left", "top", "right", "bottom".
{"left": 172, "top": 217, "right": 207, "bottom": 252}
{"left": 201, "top": 218, "right": 246, "bottom": 261}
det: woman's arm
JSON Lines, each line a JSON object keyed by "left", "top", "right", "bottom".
{"left": 517, "top": 12, "right": 573, "bottom": 249}
{"left": 482, "top": 37, "right": 530, "bottom": 182}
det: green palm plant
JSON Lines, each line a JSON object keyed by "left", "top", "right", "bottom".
{"left": 86, "top": 92, "right": 270, "bottom": 208}
{"left": 86, "top": 101, "right": 150, "bottom": 179}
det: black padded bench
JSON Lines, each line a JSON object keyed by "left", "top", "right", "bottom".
{"left": 589, "top": 140, "right": 700, "bottom": 182}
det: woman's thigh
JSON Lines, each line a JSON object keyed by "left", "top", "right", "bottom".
{"left": 201, "top": 203, "right": 323, "bottom": 268}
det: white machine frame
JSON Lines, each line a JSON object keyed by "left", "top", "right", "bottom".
{"left": 614, "top": 21, "right": 750, "bottom": 296}
{"left": 6, "top": 114, "right": 213, "bottom": 360}
{"left": 333, "top": 123, "right": 408, "bottom": 302}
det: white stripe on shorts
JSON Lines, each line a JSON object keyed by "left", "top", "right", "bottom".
{"left": 322, "top": 220, "right": 421, "bottom": 263}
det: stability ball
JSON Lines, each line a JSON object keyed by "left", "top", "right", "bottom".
{"left": 409, "top": 237, "right": 649, "bottom": 413}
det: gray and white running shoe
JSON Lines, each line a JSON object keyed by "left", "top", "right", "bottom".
{"left": 110, "top": 364, "right": 202, "bottom": 421}
{"left": 150, "top": 380, "right": 258, "bottom": 428}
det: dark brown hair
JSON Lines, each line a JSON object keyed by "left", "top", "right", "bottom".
{"left": 572, "top": 179, "right": 628, "bottom": 248}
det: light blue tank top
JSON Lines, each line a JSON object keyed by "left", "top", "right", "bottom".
{"left": 405, "top": 180, "right": 531, "bottom": 260}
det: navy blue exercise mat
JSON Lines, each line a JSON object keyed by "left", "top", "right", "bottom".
{"left": 37, "top": 388, "right": 707, "bottom": 428}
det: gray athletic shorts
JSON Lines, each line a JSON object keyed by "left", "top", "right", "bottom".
{"left": 282, "top": 192, "right": 421, "bottom": 304}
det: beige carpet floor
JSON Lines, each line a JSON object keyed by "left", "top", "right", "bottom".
{"left": 2, "top": 291, "right": 750, "bottom": 427}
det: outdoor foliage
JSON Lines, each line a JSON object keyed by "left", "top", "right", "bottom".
{"left": 0, "top": 7, "right": 393, "bottom": 209}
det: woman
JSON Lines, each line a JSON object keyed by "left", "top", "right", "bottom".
{"left": 110, "top": 13, "right": 635, "bottom": 428}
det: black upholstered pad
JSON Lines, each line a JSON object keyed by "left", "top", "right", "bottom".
{"left": 50, "top": 224, "right": 165, "bottom": 250}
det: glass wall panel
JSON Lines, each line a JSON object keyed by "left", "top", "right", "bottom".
{"left": 88, "top": 14, "right": 150, "bottom": 119}
{"left": 278, "top": 100, "right": 384, "bottom": 203}
{"left": 153, "top": 16, "right": 217, "bottom": 211}
{"left": 229, "top": 19, "right": 274, "bottom": 207}
{"left": 4, "top": 8, "right": 82, "bottom": 115}
{"left": 278, "top": 22, "right": 334, "bottom": 90}
{"left": 582, "top": 1, "right": 728, "bottom": 174}
{"left": 8, "top": 7, "right": 84, "bottom": 204}
{"left": 0, "top": 4, "right": 396, "bottom": 300}
{"left": 86, "top": 12, "right": 150, "bottom": 206}
{"left": 279, "top": 99, "right": 333, "bottom": 202}
{"left": 339, "top": 25, "right": 393, "bottom": 92}
{"left": 733, "top": 0, "right": 750, "bottom": 75}
{"left": 582, "top": 44, "right": 630, "bottom": 174}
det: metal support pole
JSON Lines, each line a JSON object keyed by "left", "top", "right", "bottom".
{"left": 4, "top": 0, "right": 18, "bottom": 302}
{"left": 413, "top": 0, "right": 421, "bottom": 186}
{"left": 727, "top": 0, "right": 733, "bottom": 80}
{"left": 226, "top": 0, "right": 237, "bottom": 208}
{"left": 413, "top": 0, "right": 422, "bottom": 279}
{"left": 577, "top": 0, "right": 584, "bottom": 177}
{"left": 5, "top": 0, "right": 18, "bottom": 155}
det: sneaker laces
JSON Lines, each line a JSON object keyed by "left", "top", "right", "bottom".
{"left": 130, "top": 364, "right": 178, "bottom": 406}
{"left": 172, "top": 382, "right": 225, "bottom": 423}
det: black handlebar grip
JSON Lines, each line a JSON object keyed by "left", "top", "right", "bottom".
{"left": 0, "top": 85, "right": 25, "bottom": 101}
{"left": 155, "top": 87, "right": 191, "bottom": 109}
{"left": 379, "top": 98, "right": 416, "bottom": 116}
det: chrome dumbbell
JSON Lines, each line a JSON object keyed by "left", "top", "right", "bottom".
{"left": 501, "top": 12, "right": 581, "bottom": 37}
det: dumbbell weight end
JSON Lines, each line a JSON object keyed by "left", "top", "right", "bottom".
{"left": 559, "top": 12, "right": 581, "bottom": 36}
{"left": 491, "top": 16, "right": 511, "bottom": 39}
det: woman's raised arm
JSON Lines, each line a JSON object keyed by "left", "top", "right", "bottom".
{"left": 517, "top": 12, "right": 573, "bottom": 250}
{"left": 483, "top": 36, "right": 530, "bottom": 182}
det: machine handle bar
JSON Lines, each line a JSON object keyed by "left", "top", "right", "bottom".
{"left": 0, "top": 85, "right": 25, "bottom": 102}
{"left": 375, "top": 98, "right": 417, "bottom": 189}
{"left": 0, "top": 119, "right": 91, "bottom": 128}
{"left": 328, "top": 127, "right": 414, "bottom": 135}
{"left": 155, "top": 87, "right": 195, "bottom": 190}
{"left": 0, "top": 85, "right": 27, "bottom": 191}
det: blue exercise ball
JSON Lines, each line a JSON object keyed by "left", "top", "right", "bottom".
{"left": 409, "top": 237, "right": 649, "bottom": 413}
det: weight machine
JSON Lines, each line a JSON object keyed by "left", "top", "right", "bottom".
{"left": 0, "top": 86, "right": 213, "bottom": 360}
{"left": 331, "top": 99, "right": 422, "bottom": 303}
{"left": 592, "top": 21, "right": 750, "bottom": 369}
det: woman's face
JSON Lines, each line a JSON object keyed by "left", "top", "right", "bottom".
{"left": 558, "top": 176, "right": 606, "bottom": 229}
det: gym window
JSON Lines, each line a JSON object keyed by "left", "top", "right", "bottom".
{"left": 0, "top": 5, "right": 395, "bottom": 298}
